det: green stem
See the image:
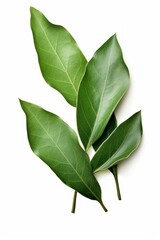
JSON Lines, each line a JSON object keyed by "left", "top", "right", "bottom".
{"left": 110, "top": 165, "right": 121, "bottom": 200}
{"left": 71, "top": 144, "right": 109, "bottom": 213}
{"left": 114, "top": 173, "right": 121, "bottom": 200}
{"left": 71, "top": 191, "right": 77, "bottom": 213}
{"left": 100, "top": 200, "right": 108, "bottom": 212}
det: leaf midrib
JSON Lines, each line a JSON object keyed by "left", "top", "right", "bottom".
{"left": 93, "top": 125, "right": 136, "bottom": 172}
{"left": 34, "top": 16, "right": 78, "bottom": 96}
{"left": 27, "top": 106, "right": 100, "bottom": 202}
{"left": 94, "top": 141, "right": 140, "bottom": 173}
{"left": 86, "top": 39, "right": 115, "bottom": 150}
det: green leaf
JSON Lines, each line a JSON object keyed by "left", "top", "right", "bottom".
{"left": 93, "top": 113, "right": 121, "bottom": 200}
{"left": 77, "top": 34, "right": 130, "bottom": 150}
{"left": 91, "top": 111, "right": 142, "bottom": 172}
{"left": 30, "top": 7, "right": 87, "bottom": 107}
{"left": 93, "top": 113, "right": 117, "bottom": 151}
{"left": 71, "top": 114, "right": 117, "bottom": 212}
{"left": 20, "top": 100, "right": 107, "bottom": 210}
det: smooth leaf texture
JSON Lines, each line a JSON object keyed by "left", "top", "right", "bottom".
{"left": 30, "top": 7, "right": 87, "bottom": 106}
{"left": 93, "top": 113, "right": 117, "bottom": 151}
{"left": 20, "top": 100, "right": 105, "bottom": 206}
{"left": 91, "top": 111, "right": 142, "bottom": 172}
{"left": 92, "top": 113, "right": 118, "bottom": 181}
{"left": 77, "top": 34, "right": 130, "bottom": 150}
{"left": 93, "top": 113, "right": 121, "bottom": 200}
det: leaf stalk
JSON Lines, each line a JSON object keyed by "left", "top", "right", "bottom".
{"left": 71, "top": 191, "right": 77, "bottom": 213}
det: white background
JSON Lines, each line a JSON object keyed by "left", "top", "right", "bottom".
{"left": 0, "top": 0, "right": 160, "bottom": 239}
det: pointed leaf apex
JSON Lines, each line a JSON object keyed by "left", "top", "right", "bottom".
{"left": 30, "top": 6, "right": 43, "bottom": 17}
{"left": 134, "top": 110, "right": 142, "bottom": 117}
{"left": 19, "top": 99, "right": 36, "bottom": 113}
{"left": 30, "top": 6, "right": 36, "bottom": 14}
{"left": 19, "top": 99, "right": 26, "bottom": 113}
{"left": 111, "top": 33, "right": 117, "bottom": 40}
{"left": 19, "top": 98, "right": 23, "bottom": 106}
{"left": 19, "top": 99, "right": 27, "bottom": 111}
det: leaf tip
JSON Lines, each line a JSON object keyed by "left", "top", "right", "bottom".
{"left": 30, "top": 6, "right": 43, "bottom": 18}
{"left": 138, "top": 110, "right": 143, "bottom": 133}
{"left": 18, "top": 98, "right": 23, "bottom": 105}
{"left": 19, "top": 99, "right": 25, "bottom": 110}
{"left": 111, "top": 33, "right": 117, "bottom": 41}
{"left": 30, "top": 6, "right": 36, "bottom": 14}
{"left": 110, "top": 33, "right": 119, "bottom": 47}
{"left": 131, "top": 110, "right": 143, "bottom": 135}
{"left": 19, "top": 99, "right": 32, "bottom": 113}
{"left": 136, "top": 110, "right": 142, "bottom": 117}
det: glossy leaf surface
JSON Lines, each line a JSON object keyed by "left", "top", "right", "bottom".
{"left": 93, "top": 113, "right": 117, "bottom": 151}
{"left": 77, "top": 34, "right": 130, "bottom": 150}
{"left": 92, "top": 113, "right": 118, "bottom": 180}
{"left": 20, "top": 100, "right": 104, "bottom": 204}
{"left": 30, "top": 7, "right": 87, "bottom": 106}
{"left": 93, "top": 113, "right": 121, "bottom": 199}
{"left": 91, "top": 111, "right": 142, "bottom": 172}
